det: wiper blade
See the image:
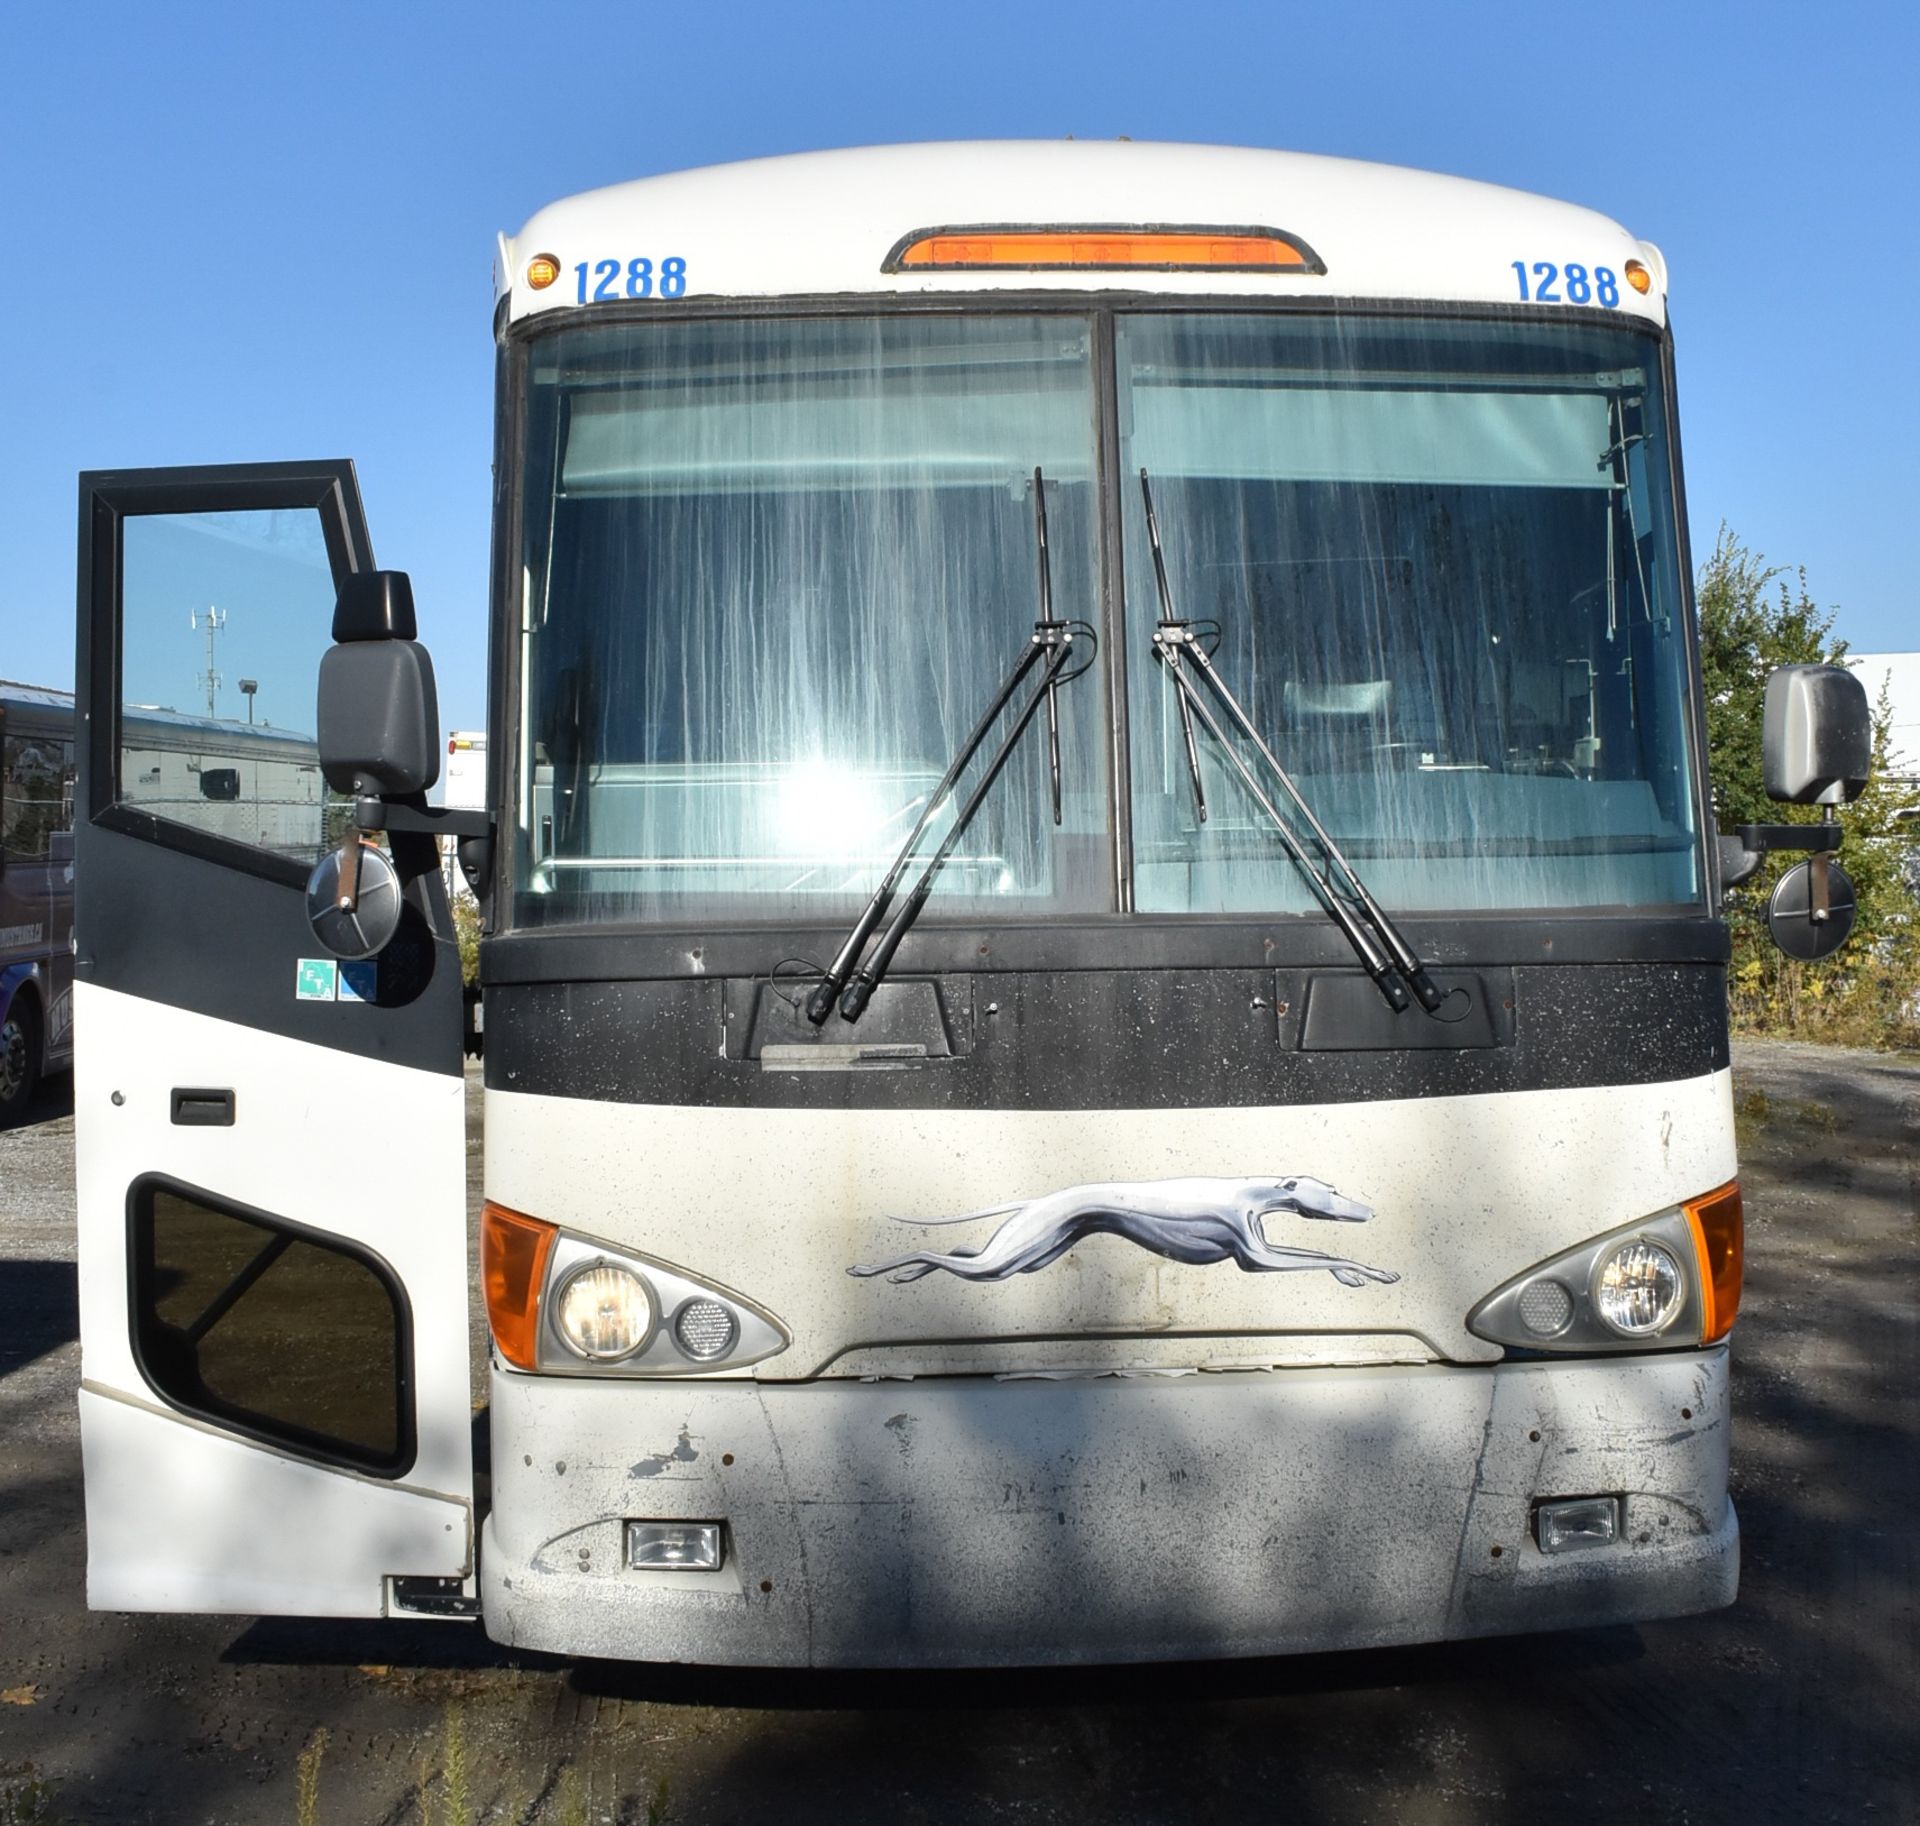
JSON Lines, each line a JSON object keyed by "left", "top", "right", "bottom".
{"left": 1139, "top": 468, "right": 1443, "bottom": 1016}
{"left": 808, "top": 469, "right": 1095, "bottom": 1026}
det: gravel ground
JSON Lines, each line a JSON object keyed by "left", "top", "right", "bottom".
{"left": 2, "top": 1042, "right": 1915, "bottom": 1825}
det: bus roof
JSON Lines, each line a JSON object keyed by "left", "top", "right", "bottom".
{"left": 1, "top": 679, "right": 315, "bottom": 754}
{"left": 499, "top": 141, "right": 1667, "bottom": 328}
{"left": 0, "top": 679, "right": 76, "bottom": 712}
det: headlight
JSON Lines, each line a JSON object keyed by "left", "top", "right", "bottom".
{"left": 553, "top": 1261, "right": 656, "bottom": 1361}
{"left": 1594, "top": 1240, "right": 1685, "bottom": 1337}
{"left": 1466, "top": 1202, "right": 1716, "bottom": 1354}
{"left": 518, "top": 1226, "right": 792, "bottom": 1375}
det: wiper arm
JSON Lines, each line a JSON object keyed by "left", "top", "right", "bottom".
{"left": 808, "top": 469, "right": 1095, "bottom": 1025}
{"left": 1140, "top": 469, "right": 1443, "bottom": 1016}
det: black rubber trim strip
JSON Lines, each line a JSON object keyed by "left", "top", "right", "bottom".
{"left": 484, "top": 915, "right": 1729, "bottom": 986}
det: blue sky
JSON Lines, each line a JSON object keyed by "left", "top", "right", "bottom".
{"left": 4, "top": 0, "right": 1913, "bottom": 729}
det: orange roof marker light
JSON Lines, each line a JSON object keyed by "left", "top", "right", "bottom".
{"left": 883, "top": 225, "right": 1327, "bottom": 276}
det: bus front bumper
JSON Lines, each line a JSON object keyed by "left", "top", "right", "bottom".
{"left": 480, "top": 1349, "right": 1735, "bottom": 1667}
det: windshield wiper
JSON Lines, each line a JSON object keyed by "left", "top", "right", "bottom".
{"left": 808, "top": 468, "right": 1095, "bottom": 1025}
{"left": 1139, "top": 469, "right": 1443, "bottom": 1016}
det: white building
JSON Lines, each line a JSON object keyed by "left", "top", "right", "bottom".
{"left": 1849, "top": 651, "right": 1920, "bottom": 785}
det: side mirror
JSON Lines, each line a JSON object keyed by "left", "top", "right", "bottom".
{"left": 316, "top": 572, "right": 441, "bottom": 801}
{"left": 1763, "top": 665, "right": 1871, "bottom": 805}
{"left": 309, "top": 571, "right": 438, "bottom": 960}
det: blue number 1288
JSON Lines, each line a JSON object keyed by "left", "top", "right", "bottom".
{"left": 574, "top": 257, "right": 689, "bottom": 303}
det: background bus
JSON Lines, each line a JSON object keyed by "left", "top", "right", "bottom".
{"left": 2, "top": 678, "right": 326, "bottom": 1118}
{"left": 1, "top": 682, "right": 77, "bottom": 1120}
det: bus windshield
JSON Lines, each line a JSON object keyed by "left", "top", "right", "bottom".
{"left": 513, "top": 309, "right": 1701, "bottom": 929}
{"left": 1118, "top": 312, "right": 1700, "bottom": 915}
{"left": 513, "top": 314, "right": 1109, "bottom": 927}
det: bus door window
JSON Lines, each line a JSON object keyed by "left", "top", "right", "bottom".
{"left": 117, "top": 509, "right": 339, "bottom": 865}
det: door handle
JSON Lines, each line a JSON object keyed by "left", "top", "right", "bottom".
{"left": 170, "top": 1088, "right": 236, "bottom": 1127}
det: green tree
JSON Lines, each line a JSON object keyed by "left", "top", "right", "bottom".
{"left": 452, "top": 889, "right": 482, "bottom": 988}
{"left": 1697, "top": 528, "right": 1920, "bottom": 1045}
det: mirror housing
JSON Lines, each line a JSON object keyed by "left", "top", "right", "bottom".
{"left": 1763, "top": 665, "right": 1871, "bottom": 805}
{"left": 316, "top": 571, "right": 441, "bottom": 799}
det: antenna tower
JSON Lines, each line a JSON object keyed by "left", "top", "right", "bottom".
{"left": 190, "top": 606, "right": 227, "bottom": 718}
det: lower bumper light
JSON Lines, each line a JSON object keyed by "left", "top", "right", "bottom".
{"left": 625, "top": 1521, "right": 725, "bottom": 1571}
{"left": 1535, "top": 1496, "right": 1621, "bottom": 1554}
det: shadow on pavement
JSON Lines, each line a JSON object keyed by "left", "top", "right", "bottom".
{"left": 1, "top": 1070, "right": 74, "bottom": 1132}
{"left": 0, "top": 1259, "right": 77, "bottom": 1378}
{"left": 224, "top": 1614, "right": 1645, "bottom": 1705}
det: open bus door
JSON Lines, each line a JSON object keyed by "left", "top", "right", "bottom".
{"left": 73, "top": 463, "right": 474, "bottom": 1618}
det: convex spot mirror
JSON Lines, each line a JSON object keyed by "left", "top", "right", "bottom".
{"left": 306, "top": 840, "right": 402, "bottom": 960}
{"left": 1763, "top": 665, "right": 1871, "bottom": 805}
{"left": 1767, "top": 857, "right": 1857, "bottom": 961}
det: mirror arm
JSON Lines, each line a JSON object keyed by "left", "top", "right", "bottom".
{"left": 1734, "top": 821, "right": 1842, "bottom": 855}
{"left": 353, "top": 792, "right": 496, "bottom": 916}
{"left": 352, "top": 793, "right": 492, "bottom": 840}
{"left": 1717, "top": 816, "right": 1842, "bottom": 892}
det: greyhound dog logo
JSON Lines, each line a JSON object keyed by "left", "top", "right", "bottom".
{"left": 847, "top": 1175, "right": 1399, "bottom": 1287}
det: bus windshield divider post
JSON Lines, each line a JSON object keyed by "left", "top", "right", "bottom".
{"left": 808, "top": 469, "right": 1091, "bottom": 1026}
{"left": 1140, "top": 469, "right": 1442, "bottom": 1016}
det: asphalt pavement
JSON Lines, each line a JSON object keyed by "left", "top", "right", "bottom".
{"left": 2, "top": 1042, "right": 1915, "bottom": 1825}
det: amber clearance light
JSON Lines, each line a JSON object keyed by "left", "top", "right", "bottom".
{"left": 884, "top": 225, "right": 1326, "bottom": 275}
{"left": 1683, "top": 1181, "right": 1744, "bottom": 1343}
{"left": 482, "top": 1201, "right": 558, "bottom": 1370}
{"left": 525, "top": 253, "right": 562, "bottom": 290}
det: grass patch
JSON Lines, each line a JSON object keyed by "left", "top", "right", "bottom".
{"left": 0, "top": 1767, "right": 62, "bottom": 1826}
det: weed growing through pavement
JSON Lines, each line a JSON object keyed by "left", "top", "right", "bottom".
{"left": 413, "top": 1709, "right": 483, "bottom": 1826}
{"left": 0, "top": 1768, "right": 61, "bottom": 1826}
{"left": 441, "top": 1710, "right": 470, "bottom": 1825}
{"left": 294, "top": 1728, "right": 329, "bottom": 1826}
{"left": 417, "top": 1741, "right": 438, "bottom": 1826}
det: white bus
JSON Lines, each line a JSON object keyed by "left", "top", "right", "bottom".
{"left": 71, "top": 144, "right": 1869, "bottom": 1664}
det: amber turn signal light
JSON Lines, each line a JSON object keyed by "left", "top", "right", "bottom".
{"left": 1684, "top": 1181, "right": 1743, "bottom": 1343}
{"left": 482, "top": 1201, "right": 558, "bottom": 1370}
{"left": 884, "top": 226, "right": 1324, "bottom": 275}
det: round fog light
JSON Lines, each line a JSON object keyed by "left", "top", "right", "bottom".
{"left": 554, "top": 1262, "right": 655, "bottom": 1360}
{"left": 673, "top": 1297, "right": 739, "bottom": 1362}
{"left": 1595, "top": 1239, "right": 1684, "bottom": 1337}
